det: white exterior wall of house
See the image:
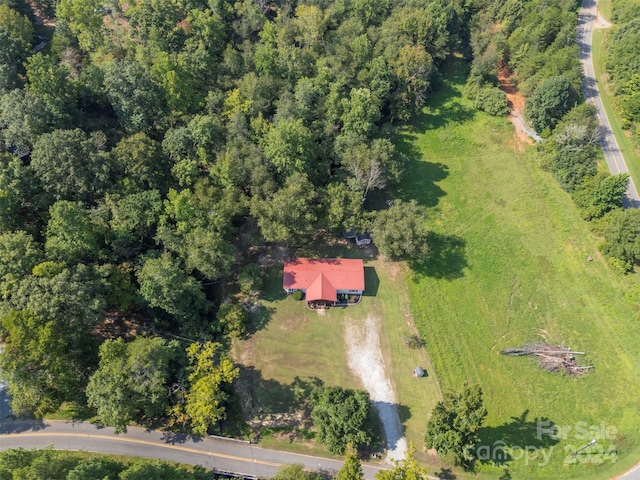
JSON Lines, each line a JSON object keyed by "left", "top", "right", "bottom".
{"left": 286, "top": 288, "right": 362, "bottom": 295}
{"left": 285, "top": 288, "right": 305, "bottom": 294}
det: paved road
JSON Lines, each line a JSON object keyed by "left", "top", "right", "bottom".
{"left": 620, "top": 463, "right": 640, "bottom": 480}
{"left": 578, "top": 0, "right": 640, "bottom": 207}
{"left": 0, "top": 420, "right": 388, "bottom": 479}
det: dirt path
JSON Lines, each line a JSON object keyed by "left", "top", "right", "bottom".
{"left": 595, "top": 13, "right": 612, "bottom": 28}
{"left": 344, "top": 316, "right": 407, "bottom": 463}
{"left": 498, "top": 67, "right": 542, "bottom": 145}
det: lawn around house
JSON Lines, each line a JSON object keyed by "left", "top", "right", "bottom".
{"left": 231, "top": 244, "right": 443, "bottom": 465}
{"left": 396, "top": 58, "right": 640, "bottom": 479}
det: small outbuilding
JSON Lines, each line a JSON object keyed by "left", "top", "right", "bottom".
{"left": 354, "top": 233, "right": 371, "bottom": 246}
{"left": 413, "top": 367, "right": 425, "bottom": 378}
{"left": 343, "top": 229, "right": 372, "bottom": 246}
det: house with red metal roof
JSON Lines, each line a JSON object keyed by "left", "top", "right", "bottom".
{"left": 283, "top": 258, "right": 365, "bottom": 308}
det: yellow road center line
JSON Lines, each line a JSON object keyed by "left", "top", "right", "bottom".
{"left": 2, "top": 432, "right": 282, "bottom": 468}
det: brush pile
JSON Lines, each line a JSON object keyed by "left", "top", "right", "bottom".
{"left": 501, "top": 342, "right": 592, "bottom": 376}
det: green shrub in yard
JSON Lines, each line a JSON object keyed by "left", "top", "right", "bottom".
{"left": 474, "top": 86, "right": 509, "bottom": 116}
{"left": 464, "top": 79, "right": 509, "bottom": 117}
{"left": 292, "top": 290, "right": 303, "bottom": 301}
{"left": 239, "top": 263, "right": 263, "bottom": 294}
{"left": 217, "top": 303, "right": 248, "bottom": 338}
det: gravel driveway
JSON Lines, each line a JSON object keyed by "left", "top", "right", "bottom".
{"left": 345, "top": 316, "right": 407, "bottom": 463}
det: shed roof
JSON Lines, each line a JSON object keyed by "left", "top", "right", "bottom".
{"left": 283, "top": 258, "right": 365, "bottom": 302}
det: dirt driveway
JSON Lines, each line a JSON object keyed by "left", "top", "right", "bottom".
{"left": 345, "top": 316, "right": 407, "bottom": 463}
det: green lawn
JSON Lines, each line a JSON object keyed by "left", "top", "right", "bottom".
{"left": 232, "top": 242, "right": 443, "bottom": 466}
{"left": 592, "top": 27, "right": 640, "bottom": 192}
{"left": 598, "top": 0, "right": 612, "bottom": 22}
{"left": 396, "top": 58, "right": 640, "bottom": 479}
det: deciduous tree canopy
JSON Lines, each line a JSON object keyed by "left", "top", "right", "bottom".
{"left": 371, "top": 200, "right": 430, "bottom": 260}
{"left": 86, "top": 337, "right": 180, "bottom": 433}
{"left": 424, "top": 384, "right": 487, "bottom": 470}
{"left": 184, "top": 341, "right": 239, "bottom": 436}
{"left": 310, "top": 385, "right": 374, "bottom": 454}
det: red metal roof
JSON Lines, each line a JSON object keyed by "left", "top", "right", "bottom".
{"left": 283, "top": 258, "right": 365, "bottom": 302}
{"left": 306, "top": 273, "right": 337, "bottom": 302}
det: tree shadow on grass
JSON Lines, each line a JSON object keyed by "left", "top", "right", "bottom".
{"left": 225, "top": 367, "right": 324, "bottom": 440}
{"left": 404, "top": 161, "right": 450, "bottom": 208}
{"left": 397, "top": 404, "right": 411, "bottom": 425}
{"left": 411, "top": 58, "right": 475, "bottom": 131}
{"left": 393, "top": 127, "right": 450, "bottom": 209}
{"left": 434, "top": 467, "right": 457, "bottom": 479}
{"left": 363, "top": 266, "right": 379, "bottom": 297}
{"left": 392, "top": 58, "right": 475, "bottom": 209}
{"left": 409, "top": 93, "right": 476, "bottom": 134}
{"left": 476, "top": 410, "right": 560, "bottom": 467}
{"left": 235, "top": 366, "right": 322, "bottom": 418}
{"left": 498, "top": 468, "right": 512, "bottom": 480}
{"left": 261, "top": 269, "right": 287, "bottom": 302}
{"left": 410, "top": 233, "right": 468, "bottom": 280}
{"left": 245, "top": 303, "right": 275, "bottom": 337}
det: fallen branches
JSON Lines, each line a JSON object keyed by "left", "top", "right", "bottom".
{"left": 501, "top": 342, "right": 592, "bottom": 376}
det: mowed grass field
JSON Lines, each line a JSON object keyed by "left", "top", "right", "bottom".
{"left": 396, "top": 58, "right": 640, "bottom": 479}
{"left": 231, "top": 243, "right": 443, "bottom": 463}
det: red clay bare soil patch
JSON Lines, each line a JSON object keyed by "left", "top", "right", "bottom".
{"left": 498, "top": 66, "right": 534, "bottom": 146}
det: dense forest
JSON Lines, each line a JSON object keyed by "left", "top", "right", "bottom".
{"left": 0, "top": 0, "right": 464, "bottom": 434}
{"left": 465, "top": 0, "right": 583, "bottom": 123}
{"left": 0, "top": 0, "right": 635, "bottom": 450}
{"left": 605, "top": 0, "right": 640, "bottom": 143}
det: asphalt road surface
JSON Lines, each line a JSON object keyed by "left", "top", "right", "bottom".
{"left": 621, "top": 463, "right": 640, "bottom": 480}
{"left": 578, "top": 0, "right": 640, "bottom": 207}
{"left": 0, "top": 420, "right": 388, "bottom": 479}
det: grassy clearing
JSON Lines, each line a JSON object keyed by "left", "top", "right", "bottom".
{"left": 592, "top": 28, "right": 640, "bottom": 190}
{"left": 396, "top": 58, "right": 640, "bottom": 479}
{"left": 231, "top": 241, "right": 443, "bottom": 465}
{"left": 598, "top": 0, "right": 612, "bottom": 22}
{"left": 46, "top": 402, "right": 97, "bottom": 422}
